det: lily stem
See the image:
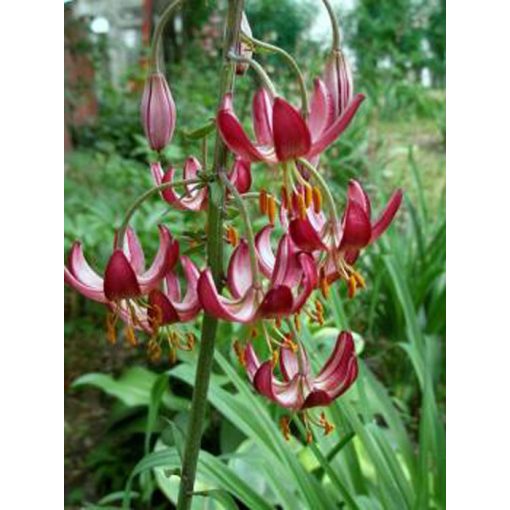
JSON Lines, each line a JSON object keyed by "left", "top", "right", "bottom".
{"left": 321, "top": 0, "right": 342, "bottom": 49}
{"left": 242, "top": 33, "right": 309, "bottom": 116}
{"left": 220, "top": 172, "right": 261, "bottom": 288}
{"left": 115, "top": 178, "right": 201, "bottom": 249}
{"left": 227, "top": 52, "right": 278, "bottom": 98}
{"left": 150, "top": 0, "right": 183, "bottom": 72}
{"left": 175, "top": 2, "right": 245, "bottom": 509}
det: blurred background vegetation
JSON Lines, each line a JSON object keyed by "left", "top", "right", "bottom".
{"left": 64, "top": 0, "right": 445, "bottom": 508}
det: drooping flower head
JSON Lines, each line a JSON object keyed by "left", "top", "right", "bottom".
{"left": 64, "top": 226, "right": 179, "bottom": 343}
{"left": 216, "top": 85, "right": 365, "bottom": 165}
{"left": 245, "top": 331, "right": 358, "bottom": 411}
{"left": 288, "top": 179, "right": 403, "bottom": 296}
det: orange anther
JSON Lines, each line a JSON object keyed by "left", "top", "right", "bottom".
{"left": 297, "top": 193, "right": 307, "bottom": 220}
{"left": 279, "top": 416, "right": 292, "bottom": 441}
{"left": 353, "top": 271, "right": 366, "bottom": 289}
{"left": 294, "top": 314, "right": 301, "bottom": 332}
{"left": 272, "top": 349, "right": 279, "bottom": 367}
{"left": 125, "top": 325, "right": 138, "bottom": 347}
{"left": 312, "top": 186, "right": 322, "bottom": 213}
{"left": 267, "top": 195, "right": 276, "bottom": 225}
{"left": 106, "top": 312, "right": 117, "bottom": 344}
{"left": 259, "top": 189, "right": 268, "bottom": 214}
{"left": 304, "top": 183, "right": 313, "bottom": 208}
{"left": 233, "top": 340, "right": 246, "bottom": 366}
{"left": 347, "top": 275, "right": 357, "bottom": 299}
{"left": 281, "top": 186, "right": 289, "bottom": 209}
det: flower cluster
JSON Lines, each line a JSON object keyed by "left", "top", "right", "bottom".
{"left": 64, "top": 8, "right": 402, "bottom": 441}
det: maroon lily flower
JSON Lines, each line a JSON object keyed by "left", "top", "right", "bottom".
{"left": 244, "top": 331, "right": 358, "bottom": 410}
{"left": 151, "top": 156, "right": 251, "bottom": 211}
{"left": 64, "top": 225, "right": 179, "bottom": 304}
{"left": 290, "top": 180, "right": 403, "bottom": 281}
{"left": 197, "top": 233, "right": 317, "bottom": 323}
{"left": 141, "top": 73, "right": 176, "bottom": 152}
{"left": 216, "top": 84, "right": 365, "bottom": 164}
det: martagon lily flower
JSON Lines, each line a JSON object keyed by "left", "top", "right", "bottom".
{"left": 244, "top": 331, "right": 358, "bottom": 410}
{"left": 289, "top": 180, "right": 403, "bottom": 289}
{"left": 151, "top": 156, "right": 251, "bottom": 211}
{"left": 198, "top": 232, "right": 317, "bottom": 323}
{"left": 64, "top": 226, "right": 179, "bottom": 341}
{"left": 216, "top": 83, "right": 365, "bottom": 165}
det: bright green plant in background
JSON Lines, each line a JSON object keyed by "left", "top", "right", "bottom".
{"left": 65, "top": 0, "right": 445, "bottom": 508}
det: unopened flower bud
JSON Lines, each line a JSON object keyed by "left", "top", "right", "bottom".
{"left": 140, "top": 72, "right": 176, "bottom": 151}
{"left": 323, "top": 49, "right": 353, "bottom": 117}
{"left": 236, "top": 12, "right": 253, "bottom": 75}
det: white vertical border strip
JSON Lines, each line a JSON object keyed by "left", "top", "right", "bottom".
{"left": 449, "top": 0, "right": 510, "bottom": 508}
{"left": 0, "top": 0, "right": 62, "bottom": 506}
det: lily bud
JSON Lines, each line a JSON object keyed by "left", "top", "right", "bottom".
{"left": 323, "top": 49, "right": 353, "bottom": 117}
{"left": 140, "top": 72, "right": 176, "bottom": 151}
{"left": 236, "top": 12, "right": 253, "bottom": 76}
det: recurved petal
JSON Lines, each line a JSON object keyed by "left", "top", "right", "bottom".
{"left": 314, "top": 331, "right": 358, "bottom": 398}
{"left": 148, "top": 289, "right": 180, "bottom": 327}
{"left": 150, "top": 161, "right": 163, "bottom": 186}
{"left": 228, "top": 158, "right": 252, "bottom": 194}
{"left": 252, "top": 87, "right": 274, "bottom": 146}
{"left": 227, "top": 240, "right": 254, "bottom": 299}
{"left": 347, "top": 179, "right": 372, "bottom": 219}
{"left": 301, "top": 390, "right": 332, "bottom": 409}
{"left": 370, "top": 189, "right": 403, "bottom": 243}
{"left": 289, "top": 218, "right": 327, "bottom": 252}
{"left": 291, "top": 253, "right": 318, "bottom": 313}
{"left": 308, "top": 78, "right": 335, "bottom": 141}
{"left": 123, "top": 227, "right": 145, "bottom": 274}
{"left": 162, "top": 258, "right": 201, "bottom": 322}
{"left": 198, "top": 269, "right": 259, "bottom": 323}
{"left": 103, "top": 250, "right": 141, "bottom": 301}
{"left": 138, "top": 226, "right": 179, "bottom": 293}
{"left": 64, "top": 267, "right": 107, "bottom": 303}
{"left": 253, "top": 362, "right": 304, "bottom": 409}
{"left": 68, "top": 242, "right": 103, "bottom": 289}
{"left": 272, "top": 98, "right": 311, "bottom": 161}
{"left": 257, "top": 285, "right": 294, "bottom": 318}
{"left": 245, "top": 342, "right": 261, "bottom": 382}
{"left": 339, "top": 199, "right": 372, "bottom": 251}
{"left": 255, "top": 225, "right": 275, "bottom": 278}
{"left": 217, "top": 94, "right": 272, "bottom": 162}
{"left": 280, "top": 347, "right": 299, "bottom": 381}
{"left": 308, "top": 93, "right": 365, "bottom": 158}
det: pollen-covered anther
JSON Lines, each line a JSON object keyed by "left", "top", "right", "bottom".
{"left": 304, "top": 182, "right": 313, "bottom": 208}
{"left": 312, "top": 186, "right": 322, "bottom": 213}
{"left": 319, "top": 268, "right": 330, "bottom": 298}
{"left": 353, "top": 270, "right": 366, "bottom": 289}
{"left": 124, "top": 324, "right": 138, "bottom": 347}
{"left": 226, "top": 225, "right": 239, "bottom": 247}
{"left": 320, "top": 412, "right": 335, "bottom": 436}
{"left": 233, "top": 340, "right": 246, "bottom": 366}
{"left": 147, "top": 338, "right": 162, "bottom": 362}
{"left": 283, "top": 334, "right": 298, "bottom": 353}
{"left": 281, "top": 185, "right": 289, "bottom": 209}
{"left": 297, "top": 193, "right": 307, "bottom": 220}
{"left": 306, "top": 429, "right": 314, "bottom": 444}
{"left": 106, "top": 312, "right": 118, "bottom": 344}
{"left": 267, "top": 195, "right": 277, "bottom": 225}
{"left": 347, "top": 275, "right": 357, "bottom": 299}
{"left": 182, "top": 332, "right": 196, "bottom": 351}
{"left": 272, "top": 349, "right": 279, "bottom": 367}
{"left": 279, "top": 416, "right": 292, "bottom": 441}
{"left": 259, "top": 188, "right": 268, "bottom": 214}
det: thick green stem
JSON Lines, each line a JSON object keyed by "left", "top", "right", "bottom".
{"left": 115, "top": 178, "right": 201, "bottom": 249}
{"left": 220, "top": 172, "right": 261, "bottom": 287}
{"left": 150, "top": 0, "right": 183, "bottom": 72}
{"left": 175, "top": 2, "right": 244, "bottom": 509}
{"left": 321, "top": 0, "right": 342, "bottom": 49}
{"left": 242, "top": 33, "right": 309, "bottom": 115}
